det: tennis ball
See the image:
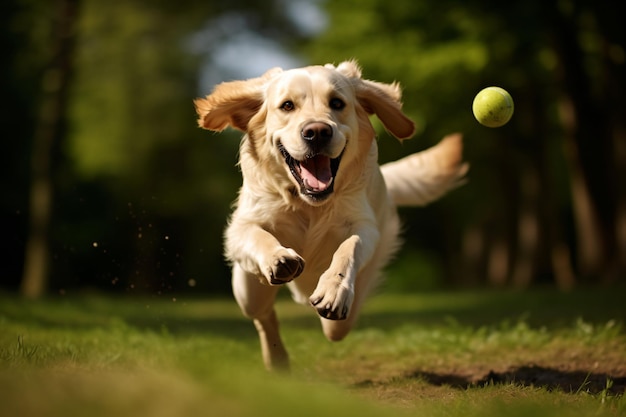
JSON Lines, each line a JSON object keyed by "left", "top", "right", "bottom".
{"left": 472, "top": 87, "right": 514, "bottom": 127}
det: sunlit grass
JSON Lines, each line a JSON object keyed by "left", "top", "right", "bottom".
{"left": 1, "top": 288, "right": 624, "bottom": 417}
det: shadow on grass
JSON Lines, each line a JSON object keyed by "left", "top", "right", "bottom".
{"left": 392, "top": 365, "right": 626, "bottom": 395}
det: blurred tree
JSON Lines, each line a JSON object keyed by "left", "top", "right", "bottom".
{"left": 21, "top": 0, "right": 79, "bottom": 298}
{"left": 55, "top": 0, "right": 310, "bottom": 295}
{"left": 8, "top": 0, "right": 315, "bottom": 296}
{"left": 304, "top": 0, "right": 625, "bottom": 288}
{"left": 549, "top": 1, "right": 626, "bottom": 282}
{"left": 0, "top": 0, "right": 42, "bottom": 292}
{"left": 5, "top": 0, "right": 623, "bottom": 296}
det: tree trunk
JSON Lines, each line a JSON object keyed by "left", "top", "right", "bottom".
{"left": 550, "top": 3, "right": 617, "bottom": 281}
{"left": 602, "top": 7, "right": 626, "bottom": 282}
{"left": 21, "top": 0, "right": 79, "bottom": 298}
{"left": 511, "top": 170, "right": 539, "bottom": 288}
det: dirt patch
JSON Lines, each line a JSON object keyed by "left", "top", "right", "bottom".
{"left": 411, "top": 365, "right": 626, "bottom": 394}
{"left": 354, "top": 363, "right": 626, "bottom": 396}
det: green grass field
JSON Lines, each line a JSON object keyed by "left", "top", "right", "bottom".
{"left": 1, "top": 288, "right": 625, "bottom": 417}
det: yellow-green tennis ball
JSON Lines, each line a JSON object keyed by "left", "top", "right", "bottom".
{"left": 472, "top": 87, "right": 514, "bottom": 127}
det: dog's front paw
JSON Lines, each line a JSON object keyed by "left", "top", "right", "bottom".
{"left": 266, "top": 248, "right": 305, "bottom": 285}
{"left": 309, "top": 273, "right": 354, "bottom": 320}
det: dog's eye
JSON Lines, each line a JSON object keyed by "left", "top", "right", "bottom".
{"left": 329, "top": 98, "right": 345, "bottom": 110}
{"left": 280, "top": 101, "right": 295, "bottom": 112}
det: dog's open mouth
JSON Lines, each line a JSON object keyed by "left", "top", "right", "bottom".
{"left": 279, "top": 143, "right": 343, "bottom": 201}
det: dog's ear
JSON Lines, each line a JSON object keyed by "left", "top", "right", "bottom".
{"left": 194, "top": 67, "right": 282, "bottom": 132}
{"left": 330, "top": 59, "right": 362, "bottom": 78}
{"left": 355, "top": 79, "right": 415, "bottom": 140}
{"left": 331, "top": 60, "right": 415, "bottom": 140}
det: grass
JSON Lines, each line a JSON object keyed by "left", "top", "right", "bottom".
{"left": 0, "top": 287, "right": 625, "bottom": 417}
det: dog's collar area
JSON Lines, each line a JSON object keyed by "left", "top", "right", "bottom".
{"left": 278, "top": 142, "right": 343, "bottom": 202}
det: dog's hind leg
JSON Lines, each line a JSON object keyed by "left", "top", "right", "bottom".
{"left": 232, "top": 263, "right": 289, "bottom": 371}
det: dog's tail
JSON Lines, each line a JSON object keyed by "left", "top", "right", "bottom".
{"left": 381, "top": 133, "right": 469, "bottom": 207}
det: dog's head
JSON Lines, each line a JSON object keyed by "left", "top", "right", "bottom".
{"left": 194, "top": 60, "right": 415, "bottom": 205}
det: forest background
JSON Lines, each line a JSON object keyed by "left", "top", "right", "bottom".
{"left": 2, "top": 0, "right": 625, "bottom": 298}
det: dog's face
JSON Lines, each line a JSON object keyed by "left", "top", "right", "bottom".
{"left": 263, "top": 66, "right": 358, "bottom": 202}
{"left": 195, "top": 61, "right": 415, "bottom": 205}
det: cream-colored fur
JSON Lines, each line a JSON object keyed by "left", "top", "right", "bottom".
{"left": 195, "top": 60, "right": 468, "bottom": 370}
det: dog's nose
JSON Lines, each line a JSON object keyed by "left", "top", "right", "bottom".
{"left": 301, "top": 122, "right": 333, "bottom": 144}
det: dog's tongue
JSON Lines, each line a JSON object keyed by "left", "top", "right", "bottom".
{"left": 300, "top": 155, "right": 333, "bottom": 192}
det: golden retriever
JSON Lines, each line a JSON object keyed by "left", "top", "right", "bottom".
{"left": 194, "top": 60, "right": 468, "bottom": 370}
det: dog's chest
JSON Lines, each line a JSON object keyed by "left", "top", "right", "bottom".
{"left": 272, "top": 211, "right": 351, "bottom": 271}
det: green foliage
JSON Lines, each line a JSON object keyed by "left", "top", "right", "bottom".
{"left": 4, "top": 0, "right": 625, "bottom": 293}
{"left": 383, "top": 249, "right": 444, "bottom": 292}
{"left": 304, "top": 0, "right": 626, "bottom": 287}
{"left": 4, "top": 0, "right": 303, "bottom": 294}
{"left": 69, "top": 2, "right": 193, "bottom": 181}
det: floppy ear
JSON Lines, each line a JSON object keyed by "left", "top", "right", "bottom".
{"left": 355, "top": 79, "right": 416, "bottom": 140}
{"left": 194, "top": 67, "right": 282, "bottom": 132}
{"left": 331, "top": 60, "right": 415, "bottom": 140}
